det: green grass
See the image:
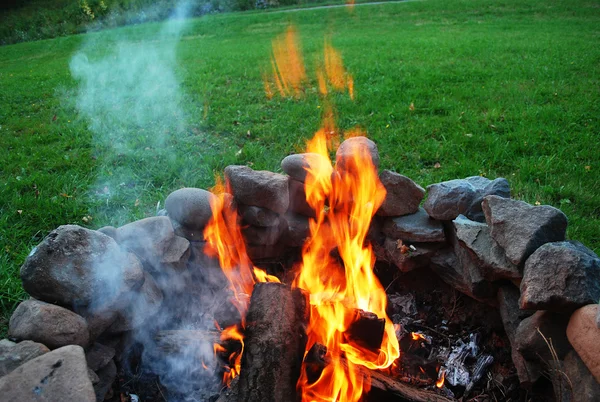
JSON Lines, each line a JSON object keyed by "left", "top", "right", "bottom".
{"left": 1, "top": 0, "right": 599, "bottom": 335}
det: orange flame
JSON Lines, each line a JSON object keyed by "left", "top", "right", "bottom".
{"left": 220, "top": 325, "right": 244, "bottom": 386}
{"left": 411, "top": 332, "right": 426, "bottom": 341}
{"left": 294, "top": 124, "right": 400, "bottom": 401}
{"left": 268, "top": 26, "right": 307, "bottom": 98}
{"left": 436, "top": 369, "right": 446, "bottom": 388}
{"left": 318, "top": 40, "right": 355, "bottom": 100}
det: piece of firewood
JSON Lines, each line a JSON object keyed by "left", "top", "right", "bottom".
{"left": 344, "top": 308, "right": 386, "bottom": 351}
{"left": 369, "top": 370, "right": 455, "bottom": 402}
{"left": 237, "top": 282, "right": 309, "bottom": 402}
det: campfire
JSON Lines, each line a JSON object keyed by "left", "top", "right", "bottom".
{"left": 2, "top": 24, "right": 600, "bottom": 402}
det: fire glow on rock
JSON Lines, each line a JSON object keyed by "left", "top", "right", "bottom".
{"left": 204, "top": 25, "right": 399, "bottom": 401}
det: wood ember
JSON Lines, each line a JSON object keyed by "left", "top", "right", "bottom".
{"left": 343, "top": 309, "right": 385, "bottom": 351}
{"left": 465, "top": 354, "right": 494, "bottom": 393}
{"left": 236, "top": 282, "right": 309, "bottom": 402}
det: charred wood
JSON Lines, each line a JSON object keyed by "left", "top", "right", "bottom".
{"left": 344, "top": 309, "right": 386, "bottom": 351}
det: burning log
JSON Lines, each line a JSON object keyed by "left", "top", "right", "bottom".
{"left": 236, "top": 282, "right": 309, "bottom": 402}
{"left": 344, "top": 309, "right": 386, "bottom": 351}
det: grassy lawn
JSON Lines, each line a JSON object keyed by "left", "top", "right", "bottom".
{"left": 1, "top": 0, "right": 599, "bottom": 334}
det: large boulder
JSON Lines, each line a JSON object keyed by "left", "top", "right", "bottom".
{"left": 165, "top": 187, "right": 215, "bottom": 231}
{"left": 225, "top": 166, "right": 289, "bottom": 214}
{"left": 0, "top": 345, "right": 95, "bottom": 401}
{"left": 382, "top": 208, "right": 445, "bottom": 243}
{"left": 424, "top": 176, "right": 510, "bottom": 222}
{"left": 520, "top": 241, "right": 600, "bottom": 311}
{"left": 20, "top": 225, "right": 144, "bottom": 308}
{"left": 482, "top": 195, "right": 568, "bottom": 266}
{"left": 281, "top": 153, "right": 332, "bottom": 183}
{"left": 567, "top": 304, "right": 600, "bottom": 383}
{"left": 453, "top": 215, "right": 520, "bottom": 281}
{"left": 0, "top": 340, "right": 50, "bottom": 377}
{"left": 8, "top": 299, "right": 89, "bottom": 349}
{"left": 377, "top": 170, "right": 425, "bottom": 217}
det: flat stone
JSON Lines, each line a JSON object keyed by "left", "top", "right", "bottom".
{"left": 514, "top": 310, "right": 571, "bottom": 363}
{"left": 567, "top": 304, "right": 600, "bottom": 383}
{"left": 239, "top": 205, "right": 281, "bottom": 227}
{"left": 20, "top": 225, "right": 144, "bottom": 308}
{"left": 116, "top": 216, "right": 175, "bottom": 263}
{"left": 383, "top": 239, "right": 440, "bottom": 272}
{"left": 482, "top": 195, "right": 568, "bottom": 266}
{"left": 429, "top": 249, "right": 474, "bottom": 299}
{"left": 94, "top": 359, "right": 116, "bottom": 402}
{"left": 563, "top": 350, "right": 600, "bottom": 402}
{"left": 0, "top": 339, "right": 16, "bottom": 348}
{"left": 9, "top": 299, "right": 89, "bottom": 349}
{"left": 0, "top": 345, "right": 95, "bottom": 401}
{"left": 382, "top": 208, "right": 445, "bottom": 243}
{"left": 225, "top": 165, "right": 289, "bottom": 214}
{"left": 85, "top": 343, "right": 115, "bottom": 372}
{"left": 335, "top": 136, "right": 379, "bottom": 176}
{"left": 161, "top": 235, "right": 191, "bottom": 272}
{"left": 0, "top": 340, "right": 50, "bottom": 377}
{"left": 453, "top": 241, "right": 498, "bottom": 301}
{"left": 165, "top": 188, "right": 215, "bottom": 230}
{"left": 287, "top": 179, "right": 316, "bottom": 218}
{"left": 424, "top": 177, "right": 510, "bottom": 222}
{"left": 453, "top": 215, "right": 520, "bottom": 281}
{"left": 377, "top": 170, "right": 425, "bottom": 217}
{"left": 520, "top": 241, "right": 600, "bottom": 311}
{"left": 281, "top": 153, "right": 332, "bottom": 183}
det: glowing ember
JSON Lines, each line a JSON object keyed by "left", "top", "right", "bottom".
{"left": 293, "top": 123, "right": 400, "bottom": 401}
{"left": 411, "top": 332, "right": 427, "bottom": 341}
{"left": 436, "top": 368, "right": 446, "bottom": 388}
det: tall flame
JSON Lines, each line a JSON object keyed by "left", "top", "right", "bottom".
{"left": 267, "top": 26, "right": 307, "bottom": 98}
{"left": 319, "top": 40, "right": 354, "bottom": 100}
{"left": 294, "top": 123, "right": 400, "bottom": 401}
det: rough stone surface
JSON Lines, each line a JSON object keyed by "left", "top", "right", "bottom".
{"left": 376, "top": 170, "right": 425, "bottom": 217}
{"left": 597, "top": 306, "right": 600, "bottom": 330}
{"left": 96, "top": 226, "right": 117, "bottom": 240}
{"left": 0, "top": 340, "right": 50, "bottom": 377}
{"left": 242, "top": 224, "right": 283, "bottom": 246}
{"left": 567, "top": 304, "right": 600, "bottom": 383}
{"left": 482, "top": 195, "right": 568, "bottom": 266}
{"left": 453, "top": 215, "right": 520, "bottom": 281}
{"left": 0, "top": 345, "right": 95, "bottom": 401}
{"left": 240, "top": 205, "right": 280, "bottom": 227}
{"left": 81, "top": 310, "right": 117, "bottom": 343}
{"left": 9, "top": 299, "right": 89, "bottom": 349}
{"left": 383, "top": 239, "right": 441, "bottom": 272}
{"left": 20, "top": 225, "right": 144, "bottom": 308}
{"left": 281, "top": 153, "right": 332, "bottom": 183}
{"left": 94, "top": 359, "right": 117, "bottom": 402}
{"left": 165, "top": 187, "right": 215, "bottom": 230}
{"left": 423, "top": 176, "right": 510, "bottom": 222}
{"left": 563, "top": 349, "right": 600, "bottom": 402}
{"left": 429, "top": 249, "right": 473, "bottom": 299}
{"left": 520, "top": 241, "right": 600, "bottom": 311}
{"left": 85, "top": 343, "right": 115, "bottom": 372}
{"left": 106, "top": 272, "right": 163, "bottom": 333}
{"left": 281, "top": 213, "right": 310, "bottom": 248}
{"left": 116, "top": 216, "right": 175, "bottom": 263}
{"left": 514, "top": 310, "right": 571, "bottom": 362}
{"left": 382, "top": 208, "right": 445, "bottom": 243}
{"left": 225, "top": 165, "right": 289, "bottom": 214}
{"left": 287, "top": 179, "right": 316, "bottom": 218}
{"left": 161, "top": 235, "right": 191, "bottom": 272}
{"left": 335, "top": 136, "right": 379, "bottom": 172}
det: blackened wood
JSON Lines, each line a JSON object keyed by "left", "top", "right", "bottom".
{"left": 344, "top": 309, "right": 385, "bottom": 351}
{"left": 237, "top": 282, "right": 309, "bottom": 402}
{"left": 369, "top": 370, "right": 455, "bottom": 402}
{"left": 303, "top": 342, "right": 330, "bottom": 384}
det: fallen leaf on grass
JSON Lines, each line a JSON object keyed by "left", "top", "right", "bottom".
{"left": 434, "top": 162, "right": 441, "bottom": 169}
{"left": 60, "top": 193, "right": 72, "bottom": 198}
{"left": 17, "top": 210, "right": 22, "bottom": 215}
{"left": 134, "top": 199, "right": 140, "bottom": 207}
{"left": 409, "top": 102, "right": 415, "bottom": 111}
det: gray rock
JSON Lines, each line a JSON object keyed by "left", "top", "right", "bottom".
{"left": 482, "top": 195, "right": 568, "bottom": 266}
{"left": 116, "top": 216, "right": 174, "bottom": 263}
{"left": 225, "top": 165, "right": 289, "bottom": 214}
{"left": 161, "top": 235, "right": 191, "bottom": 272}
{"left": 94, "top": 359, "right": 116, "bottom": 402}
{"left": 8, "top": 299, "right": 89, "bottom": 349}
{"left": 0, "top": 345, "right": 95, "bottom": 401}
{"left": 0, "top": 340, "right": 15, "bottom": 348}
{"left": 514, "top": 310, "right": 571, "bottom": 362}
{"left": 335, "top": 136, "right": 379, "bottom": 172}
{"left": 382, "top": 208, "right": 445, "bottom": 243}
{"left": 566, "top": 304, "right": 600, "bottom": 383}
{"left": 165, "top": 188, "right": 215, "bottom": 230}
{"left": 0, "top": 340, "right": 50, "bottom": 377}
{"left": 106, "top": 272, "right": 163, "bottom": 333}
{"left": 156, "top": 208, "right": 168, "bottom": 217}
{"left": 287, "top": 179, "right": 316, "bottom": 218}
{"left": 239, "top": 205, "right": 280, "bottom": 227}
{"left": 281, "top": 213, "right": 310, "bottom": 247}
{"left": 597, "top": 305, "right": 600, "bottom": 330}
{"left": 20, "top": 225, "right": 145, "bottom": 308}
{"left": 563, "top": 350, "right": 600, "bottom": 402}
{"left": 424, "top": 176, "right": 510, "bottom": 222}
{"left": 383, "top": 239, "right": 440, "bottom": 272}
{"left": 96, "top": 226, "right": 117, "bottom": 240}
{"left": 81, "top": 310, "right": 117, "bottom": 343}
{"left": 453, "top": 215, "right": 520, "bottom": 281}
{"left": 88, "top": 368, "right": 99, "bottom": 385}
{"left": 85, "top": 343, "right": 115, "bottom": 372}
{"left": 520, "top": 241, "right": 600, "bottom": 311}
{"left": 281, "top": 153, "right": 332, "bottom": 183}
{"left": 377, "top": 170, "right": 425, "bottom": 217}
{"left": 171, "top": 219, "right": 205, "bottom": 241}
{"left": 242, "top": 224, "right": 283, "bottom": 246}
